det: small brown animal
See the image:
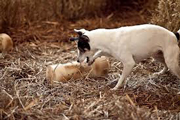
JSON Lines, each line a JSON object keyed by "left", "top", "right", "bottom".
{"left": 90, "top": 56, "right": 110, "bottom": 77}
{"left": 0, "top": 33, "right": 13, "bottom": 54}
{"left": 46, "top": 56, "right": 110, "bottom": 83}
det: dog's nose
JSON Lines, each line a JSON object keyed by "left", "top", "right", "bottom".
{"left": 77, "top": 59, "right": 80, "bottom": 63}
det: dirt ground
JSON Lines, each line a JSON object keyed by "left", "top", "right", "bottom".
{"left": 1, "top": 11, "right": 180, "bottom": 120}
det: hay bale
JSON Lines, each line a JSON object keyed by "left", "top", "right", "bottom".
{"left": 0, "top": 0, "right": 105, "bottom": 30}
{"left": 0, "top": 33, "right": 13, "bottom": 53}
{"left": 151, "top": 0, "right": 180, "bottom": 32}
{"left": 46, "top": 56, "right": 110, "bottom": 83}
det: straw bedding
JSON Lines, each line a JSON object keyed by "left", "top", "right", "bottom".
{"left": 1, "top": 0, "right": 180, "bottom": 118}
{"left": 1, "top": 27, "right": 180, "bottom": 120}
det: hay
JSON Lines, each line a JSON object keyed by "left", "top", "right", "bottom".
{"left": 1, "top": 40, "right": 180, "bottom": 120}
{"left": 0, "top": 0, "right": 105, "bottom": 32}
{"left": 9, "top": 12, "right": 147, "bottom": 44}
{"left": 0, "top": 0, "right": 157, "bottom": 33}
{"left": 1, "top": 18, "right": 180, "bottom": 119}
{"left": 1, "top": 1, "right": 180, "bottom": 119}
{"left": 151, "top": 0, "right": 180, "bottom": 32}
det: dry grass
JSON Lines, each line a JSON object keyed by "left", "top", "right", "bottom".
{"left": 151, "top": 0, "right": 180, "bottom": 32}
{"left": 0, "top": 0, "right": 105, "bottom": 33}
{"left": 1, "top": 18, "right": 180, "bottom": 119}
{"left": 1, "top": 0, "right": 180, "bottom": 119}
{"left": 9, "top": 11, "right": 148, "bottom": 44}
{"left": 1, "top": 36, "right": 180, "bottom": 119}
{"left": 0, "top": 0, "right": 157, "bottom": 33}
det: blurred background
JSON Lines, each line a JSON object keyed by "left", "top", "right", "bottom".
{"left": 0, "top": 0, "right": 179, "bottom": 44}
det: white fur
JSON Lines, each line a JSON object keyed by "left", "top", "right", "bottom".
{"left": 76, "top": 24, "right": 180, "bottom": 90}
{"left": 178, "top": 29, "right": 180, "bottom": 35}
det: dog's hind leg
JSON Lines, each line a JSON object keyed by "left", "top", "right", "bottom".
{"left": 111, "top": 55, "right": 135, "bottom": 90}
{"left": 164, "top": 46, "right": 180, "bottom": 78}
{"left": 153, "top": 51, "right": 168, "bottom": 75}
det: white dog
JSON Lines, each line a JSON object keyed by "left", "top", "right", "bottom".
{"left": 70, "top": 24, "right": 180, "bottom": 90}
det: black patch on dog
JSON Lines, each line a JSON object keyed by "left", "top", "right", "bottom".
{"left": 78, "top": 35, "right": 90, "bottom": 52}
{"left": 70, "top": 31, "right": 90, "bottom": 52}
{"left": 174, "top": 32, "right": 179, "bottom": 40}
{"left": 76, "top": 31, "right": 83, "bottom": 36}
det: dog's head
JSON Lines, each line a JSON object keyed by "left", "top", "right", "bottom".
{"left": 70, "top": 29, "right": 95, "bottom": 64}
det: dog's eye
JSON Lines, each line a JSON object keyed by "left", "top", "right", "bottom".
{"left": 86, "top": 57, "right": 89, "bottom": 63}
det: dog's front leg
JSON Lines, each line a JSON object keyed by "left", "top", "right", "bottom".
{"left": 111, "top": 60, "right": 135, "bottom": 90}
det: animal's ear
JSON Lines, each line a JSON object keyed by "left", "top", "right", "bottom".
{"left": 74, "top": 29, "right": 83, "bottom": 36}
{"left": 69, "top": 37, "right": 79, "bottom": 41}
{"left": 74, "top": 29, "right": 88, "bottom": 36}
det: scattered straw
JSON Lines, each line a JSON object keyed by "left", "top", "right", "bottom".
{"left": 0, "top": 5, "right": 180, "bottom": 119}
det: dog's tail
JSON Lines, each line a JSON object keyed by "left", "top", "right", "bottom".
{"left": 174, "top": 29, "right": 180, "bottom": 40}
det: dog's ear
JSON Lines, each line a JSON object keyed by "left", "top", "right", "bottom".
{"left": 77, "top": 32, "right": 83, "bottom": 36}
{"left": 74, "top": 29, "right": 88, "bottom": 36}
{"left": 69, "top": 37, "right": 79, "bottom": 41}
{"left": 74, "top": 29, "right": 83, "bottom": 36}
